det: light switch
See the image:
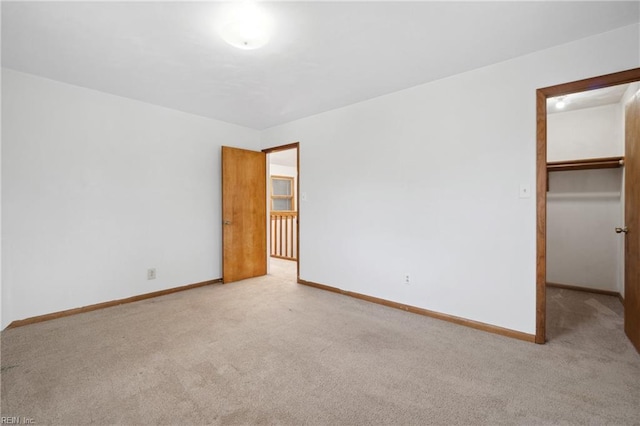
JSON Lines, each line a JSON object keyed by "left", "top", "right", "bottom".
{"left": 301, "top": 192, "right": 308, "bottom": 201}
{"left": 519, "top": 184, "right": 531, "bottom": 199}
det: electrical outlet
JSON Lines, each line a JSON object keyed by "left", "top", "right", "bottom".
{"left": 404, "top": 273, "right": 410, "bottom": 284}
{"left": 147, "top": 268, "right": 156, "bottom": 280}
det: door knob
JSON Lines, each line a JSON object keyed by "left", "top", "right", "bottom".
{"left": 615, "top": 226, "right": 628, "bottom": 234}
{"left": 223, "top": 220, "right": 232, "bottom": 225}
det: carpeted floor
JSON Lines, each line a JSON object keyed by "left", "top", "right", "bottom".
{"left": 1, "top": 259, "right": 639, "bottom": 425}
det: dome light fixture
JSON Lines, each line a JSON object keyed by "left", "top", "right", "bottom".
{"left": 218, "top": 1, "right": 273, "bottom": 50}
{"left": 555, "top": 97, "right": 567, "bottom": 110}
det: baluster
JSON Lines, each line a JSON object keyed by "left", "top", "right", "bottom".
{"left": 271, "top": 215, "right": 275, "bottom": 257}
{"left": 289, "top": 215, "right": 293, "bottom": 259}
{"left": 279, "top": 215, "right": 283, "bottom": 257}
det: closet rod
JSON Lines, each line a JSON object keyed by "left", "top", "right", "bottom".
{"left": 547, "top": 156, "right": 624, "bottom": 172}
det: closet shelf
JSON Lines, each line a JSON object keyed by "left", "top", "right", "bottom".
{"left": 547, "top": 156, "right": 624, "bottom": 172}
{"left": 547, "top": 191, "right": 621, "bottom": 200}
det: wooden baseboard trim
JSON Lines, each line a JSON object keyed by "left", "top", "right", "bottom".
{"left": 546, "top": 282, "right": 621, "bottom": 298}
{"left": 298, "top": 279, "right": 536, "bottom": 343}
{"left": 6, "top": 278, "right": 222, "bottom": 329}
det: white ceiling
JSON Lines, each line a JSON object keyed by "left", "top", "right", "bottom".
{"left": 2, "top": 1, "right": 639, "bottom": 130}
{"left": 547, "top": 84, "right": 631, "bottom": 114}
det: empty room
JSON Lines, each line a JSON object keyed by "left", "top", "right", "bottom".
{"left": 1, "top": 1, "right": 639, "bottom": 424}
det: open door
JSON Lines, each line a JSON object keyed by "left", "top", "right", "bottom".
{"left": 221, "top": 146, "right": 267, "bottom": 283}
{"left": 624, "top": 89, "right": 640, "bottom": 353}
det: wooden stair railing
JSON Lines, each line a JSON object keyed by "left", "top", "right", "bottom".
{"left": 270, "top": 212, "right": 297, "bottom": 261}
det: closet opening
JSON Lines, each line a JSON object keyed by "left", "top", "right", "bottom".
{"left": 535, "top": 68, "right": 640, "bottom": 352}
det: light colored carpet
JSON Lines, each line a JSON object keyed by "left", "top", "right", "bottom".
{"left": 1, "top": 258, "right": 639, "bottom": 425}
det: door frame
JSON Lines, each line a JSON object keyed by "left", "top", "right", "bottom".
{"left": 262, "top": 142, "right": 300, "bottom": 281}
{"left": 535, "top": 68, "right": 640, "bottom": 344}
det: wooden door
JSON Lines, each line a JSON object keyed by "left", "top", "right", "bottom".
{"left": 624, "top": 88, "right": 640, "bottom": 353}
{"left": 221, "top": 146, "right": 267, "bottom": 283}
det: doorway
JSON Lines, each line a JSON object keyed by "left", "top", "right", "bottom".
{"left": 263, "top": 143, "right": 300, "bottom": 282}
{"left": 536, "top": 68, "right": 640, "bottom": 350}
{"left": 221, "top": 143, "right": 300, "bottom": 284}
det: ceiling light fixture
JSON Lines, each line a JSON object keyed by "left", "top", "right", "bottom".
{"left": 555, "top": 97, "right": 567, "bottom": 110}
{"left": 218, "top": 1, "right": 273, "bottom": 50}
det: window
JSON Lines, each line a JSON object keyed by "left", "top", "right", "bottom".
{"left": 271, "top": 176, "right": 294, "bottom": 211}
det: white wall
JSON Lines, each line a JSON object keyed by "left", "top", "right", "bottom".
{"left": 1, "top": 69, "right": 260, "bottom": 328}
{"left": 0, "top": 70, "right": 3, "bottom": 327}
{"left": 261, "top": 24, "right": 640, "bottom": 335}
{"left": 546, "top": 169, "right": 622, "bottom": 292}
{"left": 547, "top": 104, "right": 623, "bottom": 162}
{"left": 622, "top": 82, "right": 640, "bottom": 107}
